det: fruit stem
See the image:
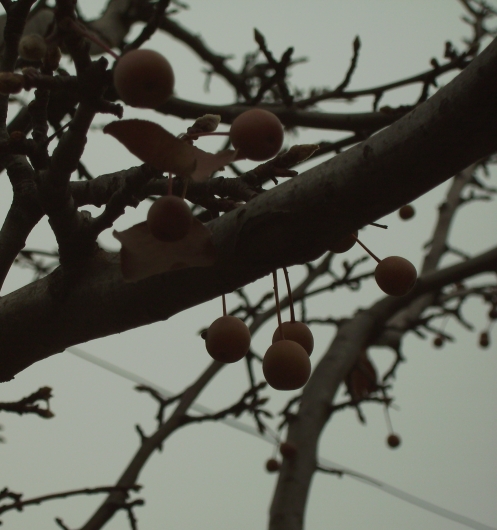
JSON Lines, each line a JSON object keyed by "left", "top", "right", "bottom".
{"left": 351, "top": 234, "right": 381, "bottom": 263}
{"left": 168, "top": 173, "right": 173, "bottom": 196}
{"left": 272, "top": 270, "right": 284, "bottom": 340}
{"left": 190, "top": 132, "right": 230, "bottom": 138}
{"left": 222, "top": 294, "right": 227, "bottom": 317}
{"left": 283, "top": 267, "right": 296, "bottom": 323}
{"left": 181, "top": 178, "right": 189, "bottom": 199}
{"left": 370, "top": 222, "right": 388, "bottom": 229}
{"left": 383, "top": 404, "right": 394, "bottom": 434}
{"left": 68, "top": 19, "right": 120, "bottom": 60}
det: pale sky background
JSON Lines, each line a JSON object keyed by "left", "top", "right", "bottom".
{"left": 1, "top": 1, "right": 496, "bottom": 530}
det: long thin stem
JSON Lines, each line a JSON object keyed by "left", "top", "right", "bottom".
{"left": 272, "top": 270, "right": 284, "bottom": 340}
{"left": 283, "top": 267, "right": 295, "bottom": 323}
{"left": 352, "top": 234, "right": 381, "bottom": 263}
{"left": 222, "top": 293, "right": 227, "bottom": 317}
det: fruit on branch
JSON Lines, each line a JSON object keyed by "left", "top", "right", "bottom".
{"left": 272, "top": 321, "right": 314, "bottom": 356}
{"left": 147, "top": 196, "right": 193, "bottom": 242}
{"left": 488, "top": 307, "right": 497, "bottom": 320}
{"left": 479, "top": 331, "right": 490, "bottom": 348}
{"left": 387, "top": 433, "right": 401, "bottom": 448}
{"left": 398, "top": 204, "right": 415, "bottom": 220}
{"left": 279, "top": 441, "right": 298, "bottom": 459}
{"left": 113, "top": 49, "right": 174, "bottom": 109}
{"left": 265, "top": 458, "right": 281, "bottom": 472}
{"left": 433, "top": 335, "right": 444, "bottom": 348}
{"left": 229, "top": 109, "right": 284, "bottom": 161}
{"left": 329, "top": 232, "right": 358, "bottom": 254}
{"left": 374, "top": 256, "right": 417, "bottom": 296}
{"left": 263, "top": 340, "right": 311, "bottom": 390}
{"left": 205, "top": 316, "right": 251, "bottom": 363}
{"left": 18, "top": 34, "right": 47, "bottom": 61}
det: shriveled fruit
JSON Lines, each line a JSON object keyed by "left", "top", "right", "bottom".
{"left": 479, "top": 331, "right": 490, "bottom": 348}
{"left": 433, "top": 335, "right": 444, "bottom": 348}
{"left": 205, "top": 315, "right": 251, "bottom": 363}
{"left": 329, "top": 232, "right": 358, "bottom": 254}
{"left": 272, "top": 321, "right": 314, "bottom": 356}
{"left": 114, "top": 49, "right": 174, "bottom": 109}
{"left": 279, "top": 441, "right": 298, "bottom": 459}
{"left": 230, "top": 109, "right": 284, "bottom": 161}
{"left": 263, "top": 340, "right": 311, "bottom": 391}
{"left": 19, "top": 34, "right": 47, "bottom": 61}
{"left": 147, "top": 195, "right": 193, "bottom": 242}
{"left": 375, "top": 256, "right": 417, "bottom": 296}
{"left": 265, "top": 458, "right": 281, "bottom": 472}
{"left": 387, "top": 434, "right": 401, "bottom": 448}
{"left": 398, "top": 204, "right": 415, "bottom": 220}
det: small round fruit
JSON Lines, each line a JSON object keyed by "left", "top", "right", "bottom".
{"left": 279, "top": 441, "right": 298, "bottom": 459}
{"left": 205, "top": 316, "right": 251, "bottom": 363}
{"left": 398, "top": 204, "right": 415, "bottom": 220}
{"left": 114, "top": 49, "right": 174, "bottom": 109}
{"left": 263, "top": 340, "right": 311, "bottom": 391}
{"left": 19, "top": 34, "right": 47, "bottom": 61}
{"left": 375, "top": 256, "right": 417, "bottom": 296}
{"left": 433, "top": 335, "right": 444, "bottom": 348}
{"left": 387, "top": 434, "right": 401, "bottom": 448}
{"left": 272, "top": 321, "right": 314, "bottom": 356}
{"left": 329, "top": 232, "right": 358, "bottom": 254}
{"left": 488, "top": 307, "right": 497, "bottom": 320}
{"left": 147, "top": 195, "right": 193, "bottom": 242}
{"left": 265, "top": 458, "right": 281, "bottom": 472}
{"left": 230, "top": 109, "right": 284, "bottom": 161}
{"left": 479, "top": 332, "right": 490, "bottom": 348}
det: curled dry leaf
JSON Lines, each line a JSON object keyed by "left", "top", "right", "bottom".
{"left": 345, "top": 351, "right": 378, "bottom": 401}
{"left": 113, "top": 218, "right": 217, "bottom": 282}
{"left": 103, "top": 119, "right": 235, "bottom": 182}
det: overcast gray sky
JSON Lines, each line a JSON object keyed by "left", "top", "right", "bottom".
{"left": 1, "top": 1, "right": 496, "bottom": 530}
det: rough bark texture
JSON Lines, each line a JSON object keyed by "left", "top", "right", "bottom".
{"left": 1, "top": 37, "right": 497, "bottom": 382}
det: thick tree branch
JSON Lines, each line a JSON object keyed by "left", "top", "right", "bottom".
{"left": 1, "top": 36, "right": 497, "bottom": 381}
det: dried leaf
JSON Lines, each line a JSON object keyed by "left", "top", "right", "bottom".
{"left": 190, "top": 146, "right": 236, "bottom": 182}
{"left": 345, "top": 351, "right": 378, "bottom": 400}
{"left": 104, "top": 119, "right": 236, "bottom": 182}
{"left": 104, "top": 119, "right": 194, "bottom": 175}
{"left": 113, "top": 218, "right": 217, "bottom": 282}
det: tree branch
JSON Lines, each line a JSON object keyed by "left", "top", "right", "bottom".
{"left": 1, "top": 36, "right": 497, "bottom": 381}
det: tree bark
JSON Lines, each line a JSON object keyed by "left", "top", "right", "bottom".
{"left": 1, "top": 37, "right": 497, "bottom": 382}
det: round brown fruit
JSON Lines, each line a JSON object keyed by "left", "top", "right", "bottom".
{"left": 114, "top": 49, "right": 174, "bottom": 109}
{"left": 147, "top": 195, "right": 193, "bottom": 242}
{"left": 272, "top": 321, "right": 314, "bottom": 356}
{"left": 433, "top": 335, "right": 444, "bottom": 348}
{"left": 479, "top": 332, "right": 490, "bottom": 348}
{"left": 279, "top": 441, "right": 298, "bottom": 459}
{"left": 205, "top": 315, "right": 251, "bottom": 363}
{"left": 329, "top": 232, "right": 358, "bottom": 254}
{"left": 265, "top": 458, "right": 281, "bottom": 472}
{"left": 488, "top": 307, "right": 497, "bottom": 320}
{"left": 375, "top": 256, "right": 417, "bottom": 296}
{"left": 398, "top": 204, "right": 415, "bottom": 220}
{"left": 229, "top": 109, "right": 284, "bottom": 161}
{"left": 387, "top": 433, "right": 401, "bottom": 448}
{"left": 263, "top": 340, "right": 311, "bottom": 391}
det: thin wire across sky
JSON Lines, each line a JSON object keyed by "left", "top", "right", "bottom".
{"left": 67, "top": 346, "right": 496, "bottom": 530}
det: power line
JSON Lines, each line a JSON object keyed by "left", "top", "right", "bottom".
{"left": 67, "top": 346, "right": 496, "bottom": 530}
